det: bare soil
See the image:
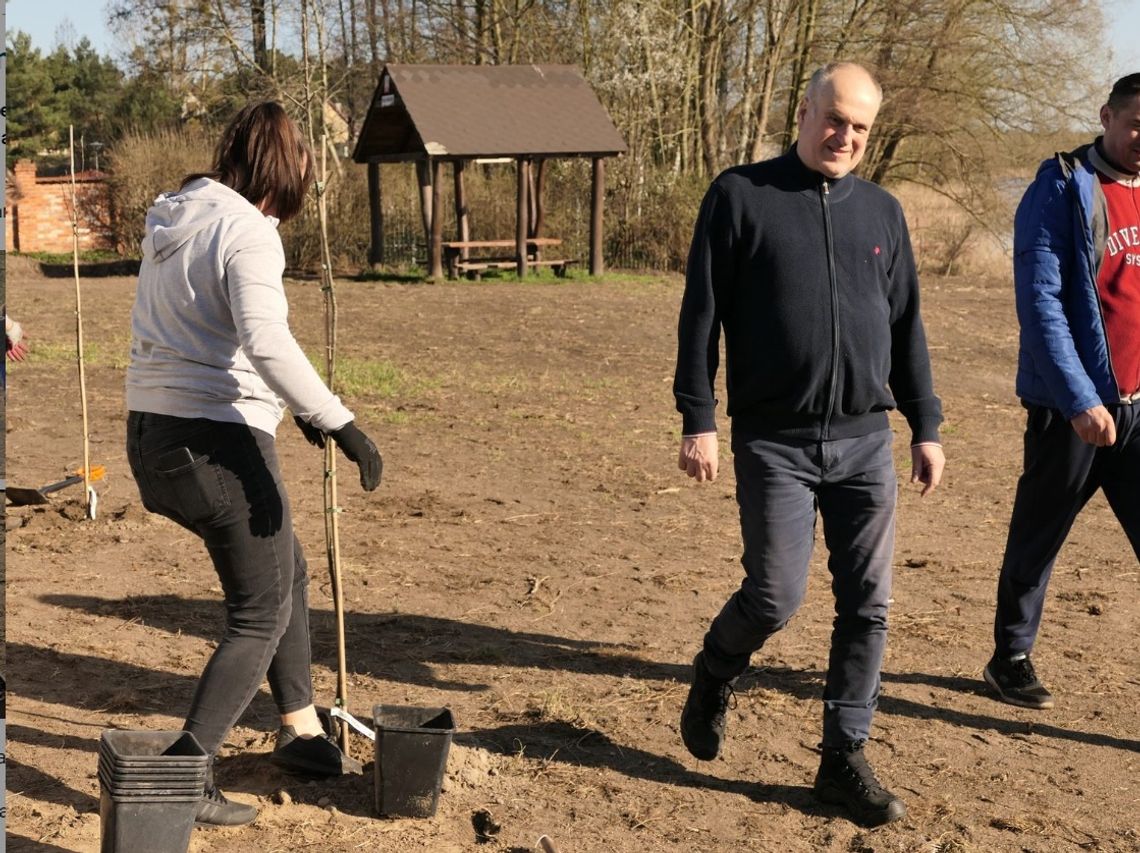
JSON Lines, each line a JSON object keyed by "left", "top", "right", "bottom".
{"left": 5, "top": 256, "right": 1139, "bottom": 852}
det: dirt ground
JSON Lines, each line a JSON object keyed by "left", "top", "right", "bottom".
{"left": 5, "top": 254, "right": 1139, "bottom": 853}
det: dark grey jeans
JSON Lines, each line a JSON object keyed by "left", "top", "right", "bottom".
{"left": 126, "top": 411, "right": 314, "bottom": 757}
{"left": 702, "top": 429, "right": 897, "bottom": 747}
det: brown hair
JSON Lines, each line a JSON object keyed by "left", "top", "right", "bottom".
{"left": 183, "top": 101, "right": 314, "bottom": 222}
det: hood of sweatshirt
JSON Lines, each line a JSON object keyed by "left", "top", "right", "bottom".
{"left": 142, "top": 178, "right": 275, "bottom": 262}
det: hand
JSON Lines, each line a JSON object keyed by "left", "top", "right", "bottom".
{"left": 293, "top": 415, "right": 326, "bottom": 449}
{"left": 910, "top": 443, "right": 945, "bottom": 497}
{"left": 1070, "top": 405, "right": 1116, "bottom": 447}
{"left": 6, "top": 338, "right": 29, "bottom": 361}
{"left": 331, "top": 421, "right": 383, "bottom": 491}
{"left": 678, "top": 433, "right": 718, "bottom": 482}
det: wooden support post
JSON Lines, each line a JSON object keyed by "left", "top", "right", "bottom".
{"left": 430, "top": 158, "right": 444, "bottom": 280}
{"left": 454, "top": 159, "right": 470, "bottom": 260}
{"left": 590, "top": 157, "right": 605, "bottom": 276}
{"left": 367, "top": 162, "right": 384, "bottom": 268}
{"left": 416, "top": 159, "right": 433, "bottom": 265}
{"left": 532, "top": 158, "right": 547, "bottom": 261}
{"left": 516, "top": 157, "right": 529, "bottom": 278}
{"left": 533, "top": 158, "right": 547, "bottom": 237}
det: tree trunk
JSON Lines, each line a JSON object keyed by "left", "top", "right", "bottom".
{"left": 252, "top": 0, "right": 269, "bottom": 71}
{"left": 698, "top": 0, "right": 725, "bottom": 176}
{"left": 783, "top": 0, "right": 818, "bottom": 146}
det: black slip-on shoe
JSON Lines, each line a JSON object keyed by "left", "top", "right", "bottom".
{"left": 984, "top": 652, "right": 1054, "bottom": 709}
{"left": 270, "top": 726, "right": 364, "bottom": 777}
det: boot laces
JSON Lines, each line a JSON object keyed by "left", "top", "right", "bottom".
{"left": 1009, "top": 656, "right": 1038, "bottom": 686}
{"left": 842, "top": 746, "right": 886, "bottom": 795}
{"left": 704, "top": 680, "right": 737, "bottom": 722}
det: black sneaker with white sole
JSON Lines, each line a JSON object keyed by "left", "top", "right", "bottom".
{"left": 196, "top": 783, "right": 258, "bottom": 826}
{"left": 983, "top": 652, "right": 1054, "bottom": 709}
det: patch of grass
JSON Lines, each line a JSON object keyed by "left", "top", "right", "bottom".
{"left": 23, "top": 339, "right": 131, "bottom": 370}
{"left": 14, "top": 249, "right": 122, "bottom": 265}
{"left": 354, "top": 266, "right": 428, "bottom": 283}
{"left": 307, "top": 353, "right": 423, "bottom": 400}
{"left": 585, "top": 269, "right": 678, "bottom": 285}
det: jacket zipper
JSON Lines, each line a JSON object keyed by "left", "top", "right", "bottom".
{"left": 821, "top": 179, "right": 840, "bottom": 439}
{"left": 1069, "top": 153, "right": 1121, "bottom": 400}
{"left": 1087, "top": 181, "right": 1122, "bottom": 398}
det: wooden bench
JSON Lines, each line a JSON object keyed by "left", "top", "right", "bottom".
{"left": 441, "top": 238, "right": 568, "bottom": 279}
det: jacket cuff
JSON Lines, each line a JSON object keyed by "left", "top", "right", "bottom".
{"left": 680, "top": 405, "right": 717, "bottom": 436}
{"left": 908, "top": 414, "right": 942, "bottom": 445}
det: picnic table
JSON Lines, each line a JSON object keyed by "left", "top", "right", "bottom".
{"left": 441, "top": 238, "right": 574, "bottom": 279}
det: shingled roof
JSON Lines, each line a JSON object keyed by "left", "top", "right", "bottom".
{"left": 352, "top": 64, "right": 626, "bottom": 162}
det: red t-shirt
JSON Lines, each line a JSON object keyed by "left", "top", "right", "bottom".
{"left": 1096, "top": 172, "right": 1140, "bottom": 397}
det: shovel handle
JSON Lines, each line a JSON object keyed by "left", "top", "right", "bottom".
{"left": 38, "top": 465, "right": 106, "bottom": 495}
{"left": 40, "top": 475, "right": 83, "bottom": 495}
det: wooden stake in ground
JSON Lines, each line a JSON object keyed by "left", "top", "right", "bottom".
{"left": 68, "top": 125, "right": 95, "bottom": 520}
{"left": 315, "top": 133, "right": 351, "bottom": 755}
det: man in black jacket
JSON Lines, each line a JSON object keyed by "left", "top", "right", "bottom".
{"left": 673, "top": 61, "right": 944, "bottom": 827}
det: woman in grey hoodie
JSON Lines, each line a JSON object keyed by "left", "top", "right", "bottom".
{"left": 125, "top": 102, "right": 382, "bottom": 826}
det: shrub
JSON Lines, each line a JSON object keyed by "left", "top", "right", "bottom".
{"left": 104, "top": 127, "right": 214, "bottom": 257}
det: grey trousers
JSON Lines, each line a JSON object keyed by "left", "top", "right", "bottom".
{"left": 702, "top": 429, "right": 897, "bottom": 747}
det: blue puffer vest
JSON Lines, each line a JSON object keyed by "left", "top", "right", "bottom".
{"left": 1013, "top": 142, "right": 1117, "bottom": 419}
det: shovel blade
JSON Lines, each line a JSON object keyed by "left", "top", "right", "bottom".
{"left": 5, "top": 486, "right": 51, "bottom": 506}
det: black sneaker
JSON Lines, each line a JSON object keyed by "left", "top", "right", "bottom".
{"left": 196, "top": 783, "right": 258, "bottom": 826}
{"left": 813, "top": 741, "right": 906, "bottom": 827}
{"left": 680, "top": 652, "right": 736, "bottom": 761}
{"left": 270, "top": 726, "right": 364, "bottom": 777}
{"left": 984, "top": 653, "right": 1054, "bottom": 709}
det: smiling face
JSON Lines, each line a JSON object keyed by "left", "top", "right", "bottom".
{"left": 1100, "top": 94, "right": 1140, "bottom": 175}
{"left": 795, "top": 65, "right": 882, "bottom": 179}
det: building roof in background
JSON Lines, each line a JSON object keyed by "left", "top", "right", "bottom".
{"left": 353, "top": 64, "right": 626, "bottom": 162}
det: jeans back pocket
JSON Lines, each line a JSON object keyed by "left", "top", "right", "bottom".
{"left": 152, "top": 446, "right": 230, "bottom": 526}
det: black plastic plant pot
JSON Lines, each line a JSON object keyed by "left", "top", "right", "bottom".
{"left": 373, "top": 705, "right": 456, "bottom": 818}
{"left": 99, "top": 731, "right": 208, "bottom": 766}
{"left": 99, "top": 788, "right": 201, "bottom": 853}
{"left": 98, "top": 730, "right": 208, "bottom": 853}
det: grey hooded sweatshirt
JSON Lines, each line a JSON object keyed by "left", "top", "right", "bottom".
{"left": 126, "top": 178, "right": 353, "bottom": 435}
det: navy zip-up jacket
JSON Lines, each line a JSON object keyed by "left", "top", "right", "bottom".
{"left": 674, "top": 147, "right": 943, "bottom": 444}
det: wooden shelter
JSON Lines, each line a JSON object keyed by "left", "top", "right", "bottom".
{"left": 352, "top": 64, "right": 626, "bottom": 278}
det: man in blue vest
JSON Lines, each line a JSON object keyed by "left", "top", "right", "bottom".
{"left": 985, "top": 73, "right": 1140, "bottom": 710}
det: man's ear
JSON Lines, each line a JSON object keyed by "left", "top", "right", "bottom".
{"left": 1099, "top": 103, "right": 1113, "bottom": 131}
{"left": 796, "top": 98, "right": 808, "bottom": 128}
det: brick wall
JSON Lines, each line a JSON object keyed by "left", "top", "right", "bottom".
{"left": 5, "top": 159, "right": 116, "bottom": 254}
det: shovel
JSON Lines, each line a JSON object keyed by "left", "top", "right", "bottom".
{"left": 7, "top": 465, "right": 106, "bottom": 506}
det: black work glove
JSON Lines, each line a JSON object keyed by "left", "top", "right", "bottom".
{"left": 294, "top": 415, "right": 327, "bottom": 449}
{"left": 331, "top": 420, "right": 383, "bottom": 491}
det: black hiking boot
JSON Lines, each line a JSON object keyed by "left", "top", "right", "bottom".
{"left": 680, "top": 652, "right": 736, "bottom": 761}
{"left": 813, "top": 741, "right": 906, "bottom": 827}
{"left": 984, "top": 652, "right": 1054, "bottom": 709}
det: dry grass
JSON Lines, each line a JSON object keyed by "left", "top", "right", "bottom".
{"left": 892, "top": 182, "right": 1011, "bottom": 279}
